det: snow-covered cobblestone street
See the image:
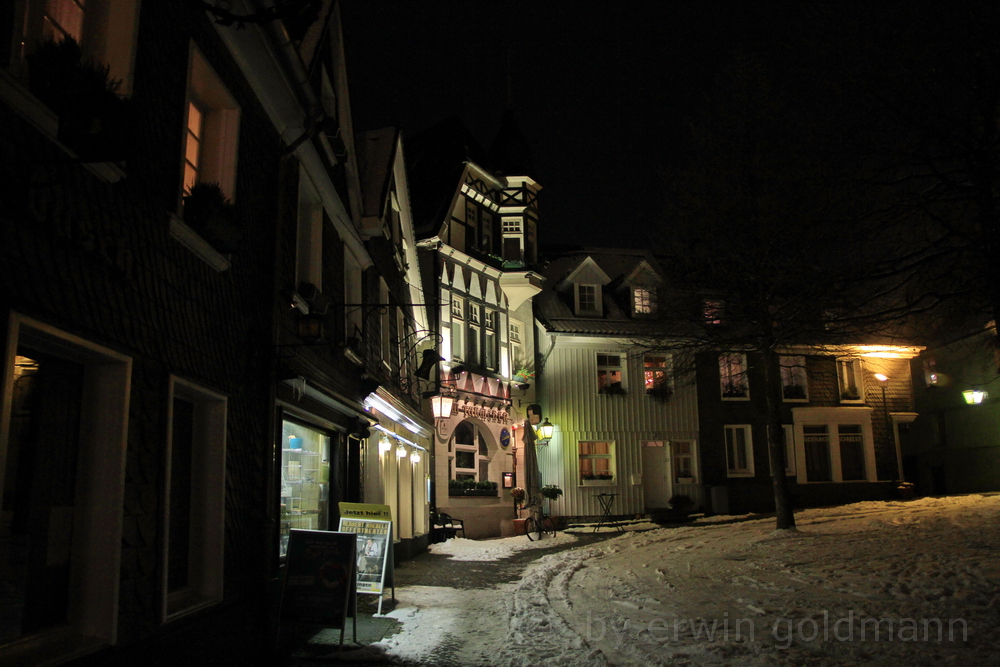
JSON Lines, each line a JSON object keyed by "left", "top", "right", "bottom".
{"left": 369, "top": 494, "right": 1000, "bottom": 666}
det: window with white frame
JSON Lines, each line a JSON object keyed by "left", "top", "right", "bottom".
{"left": 671, "top": 441, "right": 696, "bottom": 482}
{"left": 450, "top": 296, "right": 465, "bottom": 360}
{"left": 344, "top": 250, "right": 363, "bottom": 340}
{"left": 576, "top": 284, "right": 600, "bottom": 315}
{"left": 451, "top": 421, "right": 490, "bottom": 482}
{"left": 780, "top": 355, "right": 808, "bottom": 401}
{"left": 644, "top": 354, "right": 671, "bottom": 394}
{"left": 579, "top": 441, "right": 615, "bottom": 482}
{"left": 597, "top": 353, "right": 624, "bottom": 394}
{"left": 508, "top": 318, "right": 523, "bottom": 367}
{"left": 182, "top": 44, "right": 240, "bottom": 202}
{"left": 502, "top": 218, "right": 521, "bottom": 233}
{"left": 724, "top": 425, "right": 754, "bottom": 476}
{"left": 467, "top": 303, "right": 480, "bottom": 365}
{"left": 837, "top": 358, "right": 864, "bottom": 402}
{"left": 295, "top": 169, "right": 323, "bottom": 289}
{"left": 633, "top": 287, "right": 655, "bottom": 315}
{"left": 720, "top": 353, "right": 749, "bottom": 399}
{"left": 484, "top": 310, "right": 496, "bottom": 370}
{"left": 164, "top": 377, "right": 226, "bottom": 619}
{"left": 794, "top": 409, "right": 875, "bottom": 484}
{"left": 0, "top": 314, "right": 131, "bottom": 662}
{"left": 779, "top": 424, "right": 797, "bottom": 475}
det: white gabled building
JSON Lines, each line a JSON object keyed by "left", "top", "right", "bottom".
{"left": 534, "top": 248, "right": 703, "bottom": 520}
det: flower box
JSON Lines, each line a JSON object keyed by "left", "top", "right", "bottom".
{"left": 448, "top": 489, "right": 498, "bottom": 497}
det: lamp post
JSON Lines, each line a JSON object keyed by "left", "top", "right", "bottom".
{"left": 963, "top": 388, "right": 988, "bottom": 405}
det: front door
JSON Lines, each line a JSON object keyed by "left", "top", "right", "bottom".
{"left": 641, "top": 441, "right": 672, "bottom": 508}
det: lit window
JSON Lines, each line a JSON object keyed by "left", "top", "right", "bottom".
{"left": 451, "top": 421, "right": 491, "bottom": 483}
{"left": 597, "top": 353, "right": 624, "bottom": 394}
{"left": 280, "top": 420, "right": 332, "bottom": 556}
{"left": 451, "top": 297, "right": 464, "bottom": 320}
{"left": 633, "top": 287, "right": 654, "bottom": 314}
{"left": 579, "top": 441, "right": 615, "bottom": 483}
{"left": 644, "top": 354, "right": 671, "bottom": 394}
{"left": 720, "top": 353, "right": 749, "bottom": 399}
{"left": 703, "top": 299, "right": 724, "bottom": 325}
{"left": 780, "top": 355, "right": 808, "bottom": 401}
{"left": 724, "top": 425, "right": 754, "bottom": 476}
{"left": 182, "top": 44, "right": 240, "bottom": 202}
{"left": 42, "top": 0, "right": 85, "bottom": 43}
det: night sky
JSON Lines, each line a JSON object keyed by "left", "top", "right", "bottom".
{"left": 340, "top": 1, "right": 791, "bottom": 249}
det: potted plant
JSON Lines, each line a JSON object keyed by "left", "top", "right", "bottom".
{"left": 26, "top": 37, "right": 129, "bottom": 161}
{"left": 841, "top": 386, "right": 861, "bottom": 401}
{"left": 646, "top": 384, "right": 674, "bottom": 402}
{"left": 183, "top": 182, "right": 243, "bottom": 254}
{"left": 511, "top": 487, "right": 526, "bottom": 509}
{"left": 540, "top": 485, "right": 563, "bottom": 501}
{"left": 513, "top": 367, "right": 534, "bottom": 389}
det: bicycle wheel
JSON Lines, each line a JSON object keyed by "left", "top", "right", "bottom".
{"left": 523, "top": 517, "right": 539, "bottom": 541}
{"left": 541, "top": 516, "right": 557, "bottom": 537}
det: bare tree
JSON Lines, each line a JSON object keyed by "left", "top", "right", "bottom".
{"left": 638, "top": 57, "right": 932, "bottom": 530}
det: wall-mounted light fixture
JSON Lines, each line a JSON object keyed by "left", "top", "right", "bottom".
{"left": 410, "top": 451, "right": 421, "bottom": 464}
{"left": 378, "top": 436, "right": 392, "bottom": 454}
{"left": 396, "top": 445, "right": 408, "bottom": 458}
{"left": 963, "top": 389, "right": 988, "bottom": 405}
{"left": 536, "top": 418, "right": 554, "bottom": 444}
{"left": 429, "top": 393, "right": 455, "bottom": 419}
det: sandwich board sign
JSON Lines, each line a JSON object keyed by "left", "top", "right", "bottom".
{"left": 278, "top": 529, "right": 357, "bottom": 648}
{"left": 338, "top": 502, "right": 394, "bottom": 613}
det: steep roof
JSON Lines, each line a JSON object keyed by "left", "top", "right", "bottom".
{"left": 536, "top": 248, "right": 664, "bottom": 337}
{"left": 405, "top": 116, "right": 491, "bottom": 238}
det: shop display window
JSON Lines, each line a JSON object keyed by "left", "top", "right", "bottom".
{"left": 279, "top": 420, "right": 330, "bottom": 557}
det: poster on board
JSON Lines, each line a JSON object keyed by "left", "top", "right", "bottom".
{"left": 279, "top": 529, "right": 356, "bottom": 628}
{"left": 337, "top": 516, "right": 391, "bottom": 595}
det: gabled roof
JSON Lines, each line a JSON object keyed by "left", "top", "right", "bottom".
{"left": 405, "top": 116, "right": 492, "bottom": 238}
{"left": 536, "top": 248, "right": 665, "bottom": 336}
{"left": 554, "top": 256, "right": 612, "bottom": 291}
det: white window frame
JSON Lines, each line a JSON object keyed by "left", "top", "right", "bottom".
{"left": 579, "top": 440, "right": 616, "bottom": 484}
{"left": 575, "top": 284, "right": 601, "bottom": 316}
{"left": 467, "top": 303, "right": 480, "bottom": 365}
{"left": 182, "top": 43, "right": 240, "bottom": 204}
{"left": 295, "top": 168, "right": 323, "bottom": 290}
{"left": 0, "top": 313, "right": 131, "bottom": 663}
{"left": 344, "top": 250, "right": 363, "bottom": 340}
{"left": 451, "top": 296, "right": 465, "bottom": 361}
{"left": 644, "top": 353, "right": 672, "bottom": 394}
{"left": 837, "top": 358, "right": 864, "bottom": 403}
{"left": 162, "top": 376, "right": 226, "bottom": 621}
{"left": 508, "top": 319, "right": 523, "bottom": 370}
{"left": 484, "top": 309, "right": 496, "bottom": 371}
{"left": 780, "top": 355, "right": 808, "bottom": 402}
{"left": 670, "top": 440, "right": 698, "bottom": 483}
{"left": 596, "top": 352, "right": 625, "bottom": 394}
{"left": 633, "top": 287, "right": 654, "bottom": 315}
{"left": 720, "top": 353, "right": 749, "bottom": 400}
{"left": 724, "top": 424, "right": 754, "bottom": 477}
{"left": 792, "top": 407, "right": 877, "bottom": 484}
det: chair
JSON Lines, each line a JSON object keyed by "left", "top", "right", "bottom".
{"left": 430, "top": 512, "right": 465, "bottom": 541}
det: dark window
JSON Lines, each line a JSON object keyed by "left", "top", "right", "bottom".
{"left": 804, "top": 425, "right": 832, "bottom": 482}
{"left": 168, "top": 397, "right": 194, "bottom": 592}
{"left": 839, "top": 425, "right": 866, "bottom": 480}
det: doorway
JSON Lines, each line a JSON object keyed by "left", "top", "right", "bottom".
{"left": 641, "top": 441, "right": 671, "bottom": 508}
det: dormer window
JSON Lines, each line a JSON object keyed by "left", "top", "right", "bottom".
{"left": 575, "top": 284, "right": 601, "bottom": 316}
{"left": 703, "top": 299, "right": 725, "bottom": 325}
{"left": 633, "top": 287, "right": 655, "bottom": 315}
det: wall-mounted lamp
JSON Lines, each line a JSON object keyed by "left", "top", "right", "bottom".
{"left": 536, "top": 418, "right": 554, "bottom": 444}
{"left": 410, "top": 451, "right": 421, "bottom": 464}
{"left": 874, "top": 373, "right": 889, "bottom": 383}
{"left": 963, "top": 389, "right": 988, "bottom": 405}
{"left": 396, "top": 445, "right": 408, "bottom": 458}
{"left": 378, "top": 436, "right": 392, "bottom": 454}
{"left": 429, "top": 394, "right": 455, "bottom": 419}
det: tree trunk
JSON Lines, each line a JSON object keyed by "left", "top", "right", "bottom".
{"left": 761, "top": 347, "right": 796, "bottom": 530}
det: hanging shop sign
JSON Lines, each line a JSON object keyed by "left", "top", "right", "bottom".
{"left": 500, "top": 427, "right": 511, "bottom": 449}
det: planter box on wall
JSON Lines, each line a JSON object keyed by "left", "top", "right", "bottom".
{"left": 448, "top": 489, "right": 498, "bottom": 497}
{"left": 580, "top": 478, "right": 616, "bottom": 486}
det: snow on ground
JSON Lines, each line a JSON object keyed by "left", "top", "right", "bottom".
{"left": 427, "top": 530, "right": 579, "bottom": 561}
{"left": 375, "top": 495, "right": 1000, "bottom": 666}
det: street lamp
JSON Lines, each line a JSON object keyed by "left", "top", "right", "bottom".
{"left": 874, "top": 373, "right": 902, "bottom": 484}
{"left": 429, "top": 393, "right": 455, "bottom": 419}
{"left": 963, "top": 389, "right": 988, "bottom": 405}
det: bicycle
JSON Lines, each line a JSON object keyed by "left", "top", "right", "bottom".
{"left": 523, "top": 505, "right": 558, "bottom": 541}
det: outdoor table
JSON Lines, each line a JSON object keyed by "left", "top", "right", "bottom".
{"left": 594, "top": 493, "right": 625, "bottom": 533}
